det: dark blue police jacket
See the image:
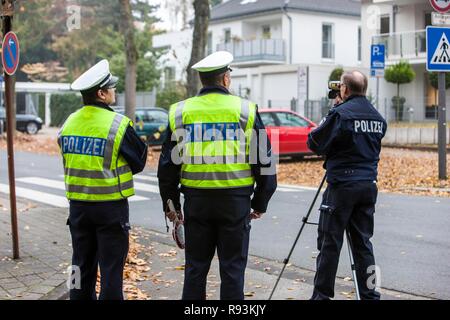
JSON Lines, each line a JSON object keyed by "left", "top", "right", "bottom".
{"left": 307, "top": 95, "right": 387, "bottom": 184}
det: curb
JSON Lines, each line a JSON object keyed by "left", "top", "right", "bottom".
{"left": 40, "top": 281, "right": 69, "bottom": 301}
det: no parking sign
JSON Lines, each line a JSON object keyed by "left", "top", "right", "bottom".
{"left": 1, "top": 31, "right": 20, "bottom": 76}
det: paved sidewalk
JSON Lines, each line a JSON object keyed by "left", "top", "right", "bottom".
{"left": 0, "top": 196, "right": 431, "bottom": 300}
{"left": 0, "top": 197, "right": 71, "bottom": 300}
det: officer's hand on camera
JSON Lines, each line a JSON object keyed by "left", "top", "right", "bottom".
{"left": 334, "top": 95, "right": 343, "bottom": 106}
{"left": 250, "top": 211, "right": 264, "bottom": 220}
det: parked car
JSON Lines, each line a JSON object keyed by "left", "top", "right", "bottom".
{"left": 0, "top": 107, "right": 43, "bottom": 135}
{"left": 113, "top": 107, "right": 168, "bottom": 145}
{"left": 258, "top": 109, "right": 317, "bottom": 158}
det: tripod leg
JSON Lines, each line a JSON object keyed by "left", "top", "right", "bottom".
{"left": 268, "top": 174, "right": 327, "bottom": 300}
{"left": 345, "top": 229, "right": 361, "bottom": 300}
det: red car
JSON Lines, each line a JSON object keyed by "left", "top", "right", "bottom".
{"left": 258, "top": 109, "right": 317, "bottom": 157}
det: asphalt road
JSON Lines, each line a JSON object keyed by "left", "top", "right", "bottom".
{"left": 1, "top": 150, "right": 449, "bottom": 299}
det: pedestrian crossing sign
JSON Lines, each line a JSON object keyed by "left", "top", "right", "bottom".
{"left": 427, "top": 26, "right": 450, "bottom": 71}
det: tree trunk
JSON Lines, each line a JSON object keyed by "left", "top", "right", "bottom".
{"left": 119, "top": 0, "right": 137, "bottom": 122}
{"left": 186, "top": 0, "right": 210, "bottom": 97}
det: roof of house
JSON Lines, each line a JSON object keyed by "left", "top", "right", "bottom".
{"left": 211, "top": 0, "right": 361, "bottom": 22}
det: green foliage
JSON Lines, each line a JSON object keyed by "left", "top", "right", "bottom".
{"left": 16, "top": 0, "right": 162, "bottom": 90}
{"left": 156, "top": 83, "right": 187, "bottom": 110}
{"left": 50, "top": 94, "right": 82, "bottom": 127}
{"left": 384, "top": 61, "right": 416, "bottom": 86}
{"left": 384, "top": 61, "right": 415, "bottom": 121}
{"left": 428, "top": 72, "right": 450, "bottom": 90}
{"left": 109, "top": 53, "right": 161, "bottom": 93}
{"left": 328, "top": 67, "right": 344, "bottom": 82}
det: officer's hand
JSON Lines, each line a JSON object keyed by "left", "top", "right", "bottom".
{"left": 166, "top": 210, "right": 182, "bottom": 223}
{"left": 250, "top": 211, "right": 264, "bottom": 220}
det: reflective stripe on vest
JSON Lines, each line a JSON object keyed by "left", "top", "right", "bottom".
{"left": 169, "top": 95, "right": 256, "bottom": 189}
{"left": 59, "top": 106, "right": 135, "bottom": 201}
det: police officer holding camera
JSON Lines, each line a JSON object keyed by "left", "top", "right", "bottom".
{"left": 307, "top": 71, "right": 387, "bottom": 300}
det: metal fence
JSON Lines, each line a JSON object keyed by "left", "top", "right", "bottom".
{"left": 372, "top": 30, "right": 426, "bottom": 59}
{"left": 115, "top": 89, "right": 156, "bottom": 108}
{"left": 265, "top": 98, "right": 331, "bottom": 124}
{"left": 217, "top": 39, "right": 286, "bottom": 63}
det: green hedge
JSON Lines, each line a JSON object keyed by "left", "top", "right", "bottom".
{"left": 50, "top": 94, "right": 82, "bottom": 127}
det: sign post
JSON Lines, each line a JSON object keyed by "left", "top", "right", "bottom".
{"left": 370, "top": 44, "right": 385, "bottom": 113}
{"left": 297, "top": 66, "right": 309, "bottom": 117}
{"left": 1, "top": 0, "right": 19, "bottom": 259}
{"left": 427, "top": 26, "right": 449, "bottom": 180}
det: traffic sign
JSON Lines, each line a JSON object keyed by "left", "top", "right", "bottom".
{"left": 1, "top": 31, "right": 20, "bottom": 76}
{"left": 371, "top": 69, "right": 385, "bottom": 78}
{"left": 430, "top": 0, "right": 450, "bottom": 14}
{"left": 432, "top": 12, "right": 450, "bottom": 26}
{"left": 370, "top": 44, "right": 385, "bottom": 78}
{"left": 427, "top": 26, "right": 450, "bottom": 71}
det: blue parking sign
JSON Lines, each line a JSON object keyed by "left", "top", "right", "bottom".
{"left": 371, "top": 44, "right": 385, "bottom": 69}
{"left": 427, "top": 26, "right": 450, "bottom": 72}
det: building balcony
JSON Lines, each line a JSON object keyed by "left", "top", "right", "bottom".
{"left": 217, "top": 39, "right": 286, "bottom": 67}
{"left": 372, "top": 30, "right": 426, "bottom": 65}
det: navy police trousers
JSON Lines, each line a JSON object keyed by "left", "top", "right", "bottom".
{"left": 312, "top": 181, "right": 381, "bottom": 300}
{"left": 182, "top": 194, "right": 252, "bottom": 300}
{"left": 67, "top": 199, "right": 130, "bottom": 300}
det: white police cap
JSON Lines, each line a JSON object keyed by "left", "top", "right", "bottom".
{"left": 191, "top": 51, "right": 234, "bottom": 75}
{"left": 71, "top": 59, "right": 118, "bottom": 92}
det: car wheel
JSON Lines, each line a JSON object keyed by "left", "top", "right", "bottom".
{"left": 26, "top": 122, "right": 39, "bottom": 135}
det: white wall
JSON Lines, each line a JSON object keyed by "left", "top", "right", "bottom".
{"left": 287, "top": 11, "right": 361, "bottom": 67}
{"left": 153, "top": 29, "right": 193, "bottom": 83}
{"left": 209, "top": 20, "right": 243, "bottom": 51}
{"left": 230, "top": 64, "right": 370, "bottom": 110}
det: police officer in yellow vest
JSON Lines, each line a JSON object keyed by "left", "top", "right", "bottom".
{"left": 58, "top": 60, "right": 147, "bottom": 300}
{"left": 158, "top": 51, "right": 277, "bottom": 300}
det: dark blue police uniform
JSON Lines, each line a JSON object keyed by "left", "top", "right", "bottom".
{"left": 307, "top": 95, "right": 387, "bottom": 300}
{"left": 158, "top": 86, "right": 277, "bottom": 300}
{"left": 68, "top": 102, "right": 147, "bottom": 300}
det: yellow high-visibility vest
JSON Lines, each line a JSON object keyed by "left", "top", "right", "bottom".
{"left": 169, "top": 94, "right": 256, "bottom": 189}
{"left": 58, "top": 106, "right": 135, "bottom": 201}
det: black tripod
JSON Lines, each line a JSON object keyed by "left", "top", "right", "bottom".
{"left": 268, "top": 174, "right": 326, "bottom": 300}
{"left": 268, "top": 174, "right": 361, "bottom": 300}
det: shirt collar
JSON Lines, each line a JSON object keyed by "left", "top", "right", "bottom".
{"left": 86, "top": 102, "right": 114, "bottom": 112}
{"left": 198, "top": 85, "right": 230, "bottom": 96}
{"left": 345, "top": 94, "right": 365, "bottom": 102}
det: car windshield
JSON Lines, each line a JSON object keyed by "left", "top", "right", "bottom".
{"left": 148, "top": 110, "right": 168, "bottom": 122}
{"left": 276, "top": 112, "right": 309, "bottom": 127}
{"left": 260, "top": 113, "right": 277, "bottom": 126}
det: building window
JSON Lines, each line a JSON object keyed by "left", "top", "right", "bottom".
{"left": 207, "top": 32, "right": 213, "bottom": 55}
{"left": 322, "top": 24, "right": 334, "bottom": 59}
{"left": 425, "top": 12, "right": 432, "bottom": 27}
{"left": 262, "top": 25, "right": 271, "bottom": 39}
{"left": 380, "top": 15, "right": 390, "bottom": 34}
{"left": 224, "top": 29, "right": 231, "bottom": 43}
{"left": 358, "top": 26, "right": 362, "bottom": 62}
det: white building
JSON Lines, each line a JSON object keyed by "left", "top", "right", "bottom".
{"left": 153, "top": 0, "right": 363, "bottom": 121}
{"left": 362, "top": 0, "right": 450, "bottom": 122}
